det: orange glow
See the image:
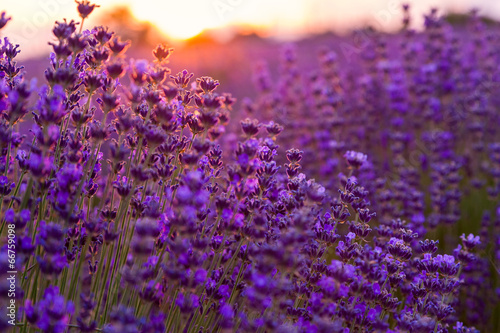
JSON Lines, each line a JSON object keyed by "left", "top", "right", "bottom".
{"left": 123, "top": 1, "right": 224, "bottom": 40}
{"left": 113, "top": 0, "right": 310, "bottom": 41}
{"left": 2, "top": 0, "right": 500, "bottom": 59}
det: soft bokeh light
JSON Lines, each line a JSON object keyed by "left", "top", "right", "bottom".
{"left": 1, "top": 0, "right": 500, "bottom": 59}
{"left": 128, "top": 1, "right": 219, "bottom": 40}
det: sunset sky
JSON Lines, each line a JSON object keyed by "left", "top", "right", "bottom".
{"left": 2, "top": 0, "right": 500, "bottom": 59}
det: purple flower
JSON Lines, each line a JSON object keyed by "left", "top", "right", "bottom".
{"left": 344, "top": 150, "right": 368, "bottom": 169}
{"left": 152, "top": 43, "right": 173, "bottom": 63}
{"left": 460, "top": 233, "right": 480, "bottom": 250}
{"left": 197, "top": 76, "right": 220, "bottom": 93}
{"left": 194, "top": 268, "right": 207, "bottom": 285}
{"left": 417, "top": 253, "right": 439, "bottom": 273}
{"left": 318, "top": 276, "right": 349, "bottom": 299}
{"left": 141, "top": 312, "right": 166, "bottom": 333}
{"left": 453, "top": 321, "right": 480, "bottom": 333}
{"left": 102, "top": 306, "right": 138, "bottom": 333}
{"left": 24, "top": 286, "right": 74, "bottom": 332}
{"left": 387, "top": 237, "right": 412, "bottom": 261}
{"left": 0, "top": 175, "right": 14, "bottom": 195}
{"left": 219, "top": 303, "right": 234, "bottom": 328}
{"left": 435, "top": 254, "right": 460, "bottom": 276}
{"left": 175, "top": 293, "right": 200, "bottom": 313}
{"left": 0, "top": 12, "right": 11, "bottom": 30}
{"left": 76, "top": 1, "right": 100, "bottom": 19}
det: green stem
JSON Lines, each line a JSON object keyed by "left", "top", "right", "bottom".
{"left": 4, "top": 133, "right": 11, "bottom": 176}
{"left": 165, "top": 290, "right": 179, "bottom": 333}
{"left": 20, "top": 177, "right": 33, "bottom": 211}
{"left": 7, "top": 171, "right": 25, "bottom": 210}
{"left": 69, "top": 236, "right": 90, "bottom": 303}
{"left": 79, "top": 18, "right": 85, "bottom": 34}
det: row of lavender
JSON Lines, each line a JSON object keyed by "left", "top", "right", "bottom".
{"left": 246, "top": 6, "right": 500, "bottom": 331}
{"left": 0, "top": 2, "right": 495, "bottom": 333}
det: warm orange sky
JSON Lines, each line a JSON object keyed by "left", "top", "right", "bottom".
{"left": 2, "top": 0, "right": 500, "bottom": 59}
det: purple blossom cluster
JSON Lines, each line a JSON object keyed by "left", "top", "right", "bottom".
{"left": 0, "top": 2, "right": 498, "bottom": 333}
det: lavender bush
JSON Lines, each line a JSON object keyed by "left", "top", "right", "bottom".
{"left": 0, "top": 2, "right": 498, "bottom": 332}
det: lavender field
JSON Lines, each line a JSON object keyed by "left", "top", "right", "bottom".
{"left": 1, "top": 2, "right": 500, "bottom": 332}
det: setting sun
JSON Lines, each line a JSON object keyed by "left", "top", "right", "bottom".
{"left": 111, "top": 0, "right": 312, "bottom": 41}
{"left": 125, "top": 1, "right": 223, "bottom": 40}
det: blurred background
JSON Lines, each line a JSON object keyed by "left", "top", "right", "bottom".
{"left": 2, "top": 0, "right": 500, "bottom": 101}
